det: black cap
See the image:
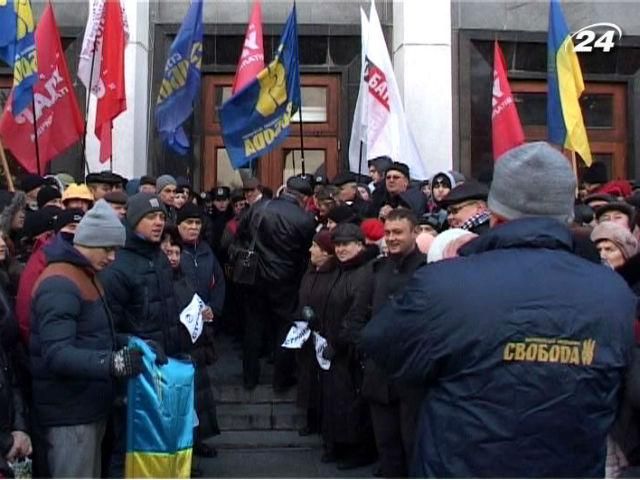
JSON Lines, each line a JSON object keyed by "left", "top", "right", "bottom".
{"left": 439, "top": 181, "right": 489, "bottom": 208}
{"left": 385, "top": 162, "right": 410, "bottom": 180}
{"left": 327, "top": 205, "right": 359, "bottom": 224}
{"left": 36, "top": 185, "right": 61, "bottom": 209}
{"left": 583, "top": 161, "right": 608, "bottom": 185}
{"left": 230, "top": 188, "right": 245, "bottom": 203}
{"left": 140, "top": 175, "right": 157, "bottom": 187}
{"left": 286, "top": 176, "right": 313, "bottom": 196}
{"left": 55, "top": 208, "right": 84, "bottom": 232}
{"left": 85, "top": 172, "right": 121, "bottom": 185}
{"left": 314, "top": 175, "right": 328, "bottom": 186}
{"left": 211, "top": 186, "right": 231, "bottom": 200}
{"left": 176, "top": 203, "right": 202, "bottom": 225}
{"left": 595, "top": 202, "right": 635, "bottom": 222}
{"left": 332, "top": 172, "right": 357, "bottom": 187}
{"left": 331, "top": 223, "right": 365, "bottom": 244}
{"left": 584, "top": 193, "right": 615, "bottom": 207}
{"left": 23, "top": 206, "right": 61, "bottom": 239}
{"left": 104, "top": 190, "right": 128, "bottom": 205}
{"left": 21, "top": 174, "right": 45, "bottom": 193}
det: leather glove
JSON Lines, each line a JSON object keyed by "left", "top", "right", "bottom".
{"left": 322, "top": 343, "right": 336, "bottom": 361}
{"left": 145, "top": 340, "right": 168, "bottom": 365}
{"left": 110, "top": 347, "right": 144, "bottom": 378}
{"left": 301, "top": 306, "right": 318, "bottom": 331}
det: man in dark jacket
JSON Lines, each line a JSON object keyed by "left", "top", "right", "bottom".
{"left": 30, "top": 200, "right": 143, "bottom": 478}
{"left": 236, "top": 176, "right": 316, "bottom": 391}
{"left": 361, "top": 142, "right": 637, "bottom": 478}
{"left": 439, "top": 180, "right": 491, "bottom": 234}
{"left": 361, "top": 208, "right": 426, "bottom": 478}
{"left": 376, "top": 162, "right": 426, "bottom": 219}
{"left": 332, "top": 172, "right": 370, "bottom": 219}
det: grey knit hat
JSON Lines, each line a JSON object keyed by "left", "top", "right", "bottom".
{"left": 126, "top": 192, "right": 167, "bottom": 228}
{"left": 74, "top": 199, "right": 126, "bottom": 248}
{"left": 156, "top": 174, "right": 177, "bottom": 193}
{"left": 489, "top": 142, "right": 576, "bottom": 222}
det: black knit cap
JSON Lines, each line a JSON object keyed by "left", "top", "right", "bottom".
{"left": 385, "top": 162, "right": 410, "bottom": 180}
{"left": 55, "top": 208, "right": 84, "bottom": 232}
{"left": 36, "top": 185, "right": 62, "bottom": 209}
{"left": 176, "top": 203, "right": 202, "bottom": 225}
{"left": 21, "top": 174, "right": 45, "bottom": 193}
{"left": 23, "top": 206, "right": 61, "bottom": 239}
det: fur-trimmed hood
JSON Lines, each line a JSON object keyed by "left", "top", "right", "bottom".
{"left": 0, "top": 190, "right": 26, "bottom": 234}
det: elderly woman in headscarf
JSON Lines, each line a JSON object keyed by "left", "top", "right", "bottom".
{"left": 590, "top": 221, "right": 638, "bottom": 270}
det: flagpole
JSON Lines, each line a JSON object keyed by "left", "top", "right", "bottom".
{"left": 297, "top": 109, "right": 306, "bottom": 176}
{"left": 31, "top": 96, "right": 41, "bottom": 176}
{"left": 109, "top": 124, "right": 113, "bottom": 172}
{"left": 571, "top": 150, "right": 579, "bottom": 197}
{"left": 357, "top": 140, "right": 364, "bottom": 180}
{"left": 0, "top": 139, "right": 15, "bottom": 192}
{"left": 81, "top": 41, "right": 99, "bottom": 176}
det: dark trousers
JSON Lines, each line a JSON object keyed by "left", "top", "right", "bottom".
{"left": 242, "top": 280, "right": 298, "bottom": 388}
{"left": 369, "top": 397, "right": 421, "bottom": 478}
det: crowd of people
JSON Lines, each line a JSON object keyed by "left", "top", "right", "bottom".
{"left": 1, "top": 140, "right": 640, "bottom": 478}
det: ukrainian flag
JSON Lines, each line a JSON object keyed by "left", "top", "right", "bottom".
{"left": 125, "top": 337, "right": 195, "bottom": 478}
{"left": 547, "top": 0, "right": 592, "bottom": 165}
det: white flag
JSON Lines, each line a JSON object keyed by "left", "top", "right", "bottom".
{"left": 349, "top": 1, "right": 428, "bottom": 180}
{"left": 78, "top": 0, "right": 129, "bottom": 99}
{"left": 348, "top": 8, "right": 369, "bottom": 176}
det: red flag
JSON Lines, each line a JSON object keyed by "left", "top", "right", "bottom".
{"left": 492, "top": 40, "right": 525, "bottom": 161}
{"left": 0, "top": 3, "right": 84, "bottom": 174}
{"left": 231, "top": 0, "right": 264, "bottom": 94}
{"left": 95, "top": 0, "right": 127, "bottom": 163}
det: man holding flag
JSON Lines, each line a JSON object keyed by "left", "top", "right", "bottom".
{"left": 155, "top": 0, "right": 203, "bottom": 155}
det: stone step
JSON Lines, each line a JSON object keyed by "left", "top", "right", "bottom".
{"left": 208, "top": 430, "right": 322, "bottom": 449}
{"left": 217, "top": 403, "right": 305, "bottom": 431}
{"left": 214, "top": 384, "right": 296, "bottom": 404}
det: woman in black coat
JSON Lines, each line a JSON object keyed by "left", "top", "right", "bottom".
{"left": 319, "top": 223, "right": 377, "bottom": 469}
{"left": 295, "top": 230, "right": 339, "bottom": 436}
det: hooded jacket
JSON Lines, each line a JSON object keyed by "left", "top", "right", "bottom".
{"left": 361, "top": 217, "right": 636, "bottom": 478}
{"left": 30, "top": 240, "right": 116, "bottom": 427}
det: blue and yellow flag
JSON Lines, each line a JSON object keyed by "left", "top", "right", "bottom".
{"left": 220, "top": 5, "right": 301, "bottom": 169}
{"left": 547, "top": 0, "right": 592, "bottom": 165}
{"left": 0, "top": 0, "right": 37, "bottom": 116}
{"left": 155, "top": 0, "right": 203, "bottom": 155}
{"left": 125, "top": 337, "right": 195, "bottom": 479}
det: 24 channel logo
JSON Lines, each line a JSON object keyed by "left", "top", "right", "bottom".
{"left": 569, "top": 23, "right": 623, "bottom": 52}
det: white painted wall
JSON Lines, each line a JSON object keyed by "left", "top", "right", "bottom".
{"left": 393, "top": 0, "right": 452, "bottom": 177}
{"left": 85, "top": 0, "right": 150, "bottom": 179}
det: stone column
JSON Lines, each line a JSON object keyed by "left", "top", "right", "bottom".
{"left": 393, "top": 0, "right": 452, "bottom": 177}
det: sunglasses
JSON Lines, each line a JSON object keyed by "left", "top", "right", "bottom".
{"left": 432, "top": 181, "right": 449, "bottom": 188}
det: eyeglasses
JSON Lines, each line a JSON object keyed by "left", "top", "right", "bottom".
{"left": 386, "top": 174, "right": 403, "bottom": 180}
{"left": 447, "top": 200, "right": 479, "bottom": 215}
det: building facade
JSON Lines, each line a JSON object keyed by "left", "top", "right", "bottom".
{"left": 0, "top": 0, "right": 638, "bottom": 192}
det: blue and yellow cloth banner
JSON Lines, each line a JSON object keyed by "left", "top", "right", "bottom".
{"left": 125, "top": 337, "right": 195, "bottom": 479}
{"left": 155, "top": 0, "right": 203, "bottom": 155}
{"left": 220, "top": 5, "right": 301, "bottom": 169}
{"left": 547, "top": 0, "right": 592, "bottom": 165}
{"left": 0, "top": 0, "right": 38, "bottom": 116}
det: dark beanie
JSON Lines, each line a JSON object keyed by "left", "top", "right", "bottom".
{"left": 583, "top": 161, "right": 608, "bottom": 184}
{"left": 313, "top": 229, "right": 335, "bottom": 255}
{"left": 140, "top": 175, "right": 156, "bottom": 187}
{"left": 55, "top": 208, "right": 84, "bottom": 232}
{"left": 37, "top": 185, "right": 61, "bottom": 209}
{"left": 177, "top": 203, "right": 202, "bottom": 225}
{"left": 327, "top": 205, "right": 358, "bottom": 224}
{"left": 331, "top": 222, "right": 365, "bottom": 244}
{"left": 23, "top": 206, "right": 60, "bottom": 239}
{"left": 21, "top": 174, "right": 45, "bottom": 193}
{"left": 386, "top": 162, "right": 410, "bottom": 180}
{"left": 126, "top": 193, "right": 167, "bottom": 228}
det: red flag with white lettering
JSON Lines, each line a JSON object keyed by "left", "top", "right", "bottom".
{"left": 0, "top": 3, "right": 84, "bottom": 174}
{"left": 95, "top": 0, "right": 127, "bottom": 163}
{"left": 492, "top": 40, "right": 525, "bottom": 161}
{"left": 231, "top": 0, "right": 264, "bottom": 95}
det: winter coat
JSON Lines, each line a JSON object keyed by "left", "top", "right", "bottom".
{"left": 361, "top": 217, "right": 636, "bottom": 478}
{"left": 180, "top": 240, "right": 226, "bottom": 317}
{"left": 30, "top": 240, "right": 116, "bottom": 427}
{"left": 376, "top": 188, "right": 427, "bottom": 218}
{"left": 206, "top": 208, "right": 233, "bottom": 261}
{"left": 320, "top": 248, "right": 375, "bottom": 444}
{"left": 15, "top": 232, "right": 56, "bottom": 346}
{"left": 361, "top": 247, "right": 426, "bottom": 404}
{"left": 100, "top": 227, "right": 186, "bottom": 357}
{"left": 235, "top": 194, "right": 316, "bottom": 283}
{"left": 295, "top": 257, "right": 339, "bottom": 410}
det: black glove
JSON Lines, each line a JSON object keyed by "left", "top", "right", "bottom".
{"left": 301, "top": 306, "right": 318, "bottom": 331}
{"left": 110, "top": 347, "right": 144, "bottom": 378}
{"left": 322, "top": 343, "right": 336, "bottom": 361}
{"left": 145, "top": 340, "right": 168, "bottom": 365}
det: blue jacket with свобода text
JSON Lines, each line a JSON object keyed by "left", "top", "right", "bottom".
{"left": 360, "top": 217, "right": 636, "bottom": 478}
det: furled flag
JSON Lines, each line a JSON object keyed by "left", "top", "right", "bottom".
{"left": 94, "top": 0, "right": 128, "bottom": 163}
{"left": 219, "top": 5, "right": 301, "bottom": 169}
{"left": 547, "top": 0, "right": 592, "bottom": 165}
{"left": 492, "top": 40, "right": 525, "bottom": 161}
{"left": 231, "top": 0, "right": 264, "bottom": 95}
{"left": 347, "top": 7, "right": 369, "bottom": 176}
{"left": 349, "top": 1, "right": 427, "bottom": 180}
{"left": 155, "top": 0, "right": 203, "bottom": 155}
{"left": 0, "top": 0, "right": 38, "bottom": 115}
{"left": 0, "top": 3, "right": 84, "bottom": 174}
